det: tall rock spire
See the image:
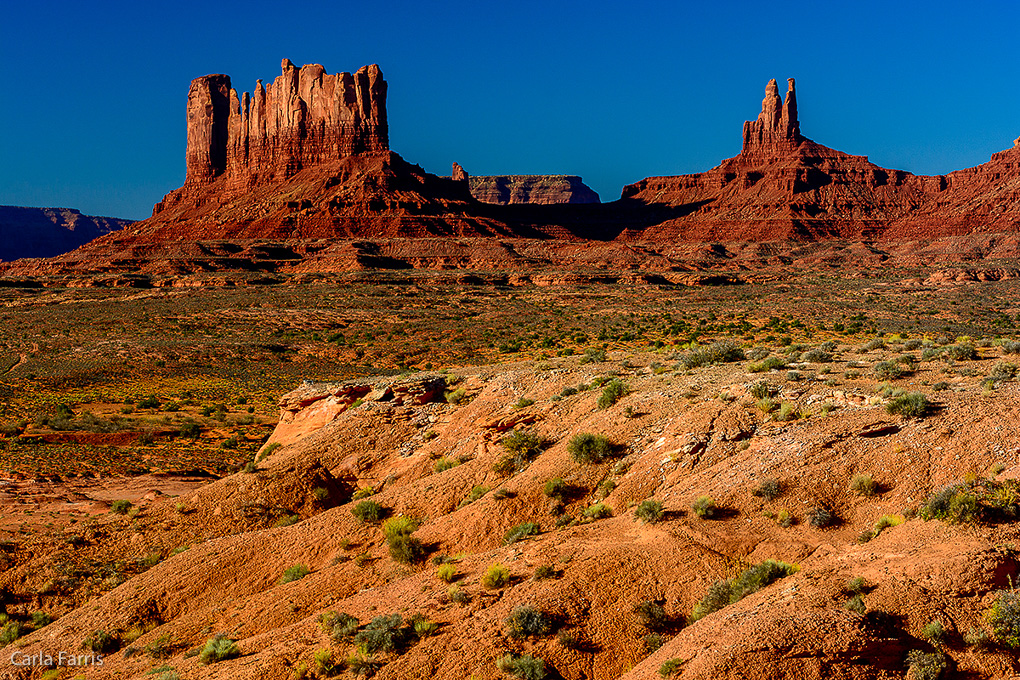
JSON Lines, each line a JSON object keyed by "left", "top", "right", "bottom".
{"left": 742, "top": 77, "right": 801, "bottom": 157}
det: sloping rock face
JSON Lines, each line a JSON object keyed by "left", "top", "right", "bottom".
{"left": 157, "top": 59, "right": 388, "bottom": 214}
{"left": 468, "top": 175, "right": 601, "bottom": 204}
{"left": 0, "top": 206, "right": 132, "bottom": 261}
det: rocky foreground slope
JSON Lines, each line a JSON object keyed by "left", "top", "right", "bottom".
{"left": 4, "top": 339, "right": 1020, "bottom": 679}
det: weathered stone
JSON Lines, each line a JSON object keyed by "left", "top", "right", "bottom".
{"left": 468, "top": 175, "right": 600, "bottom": 204}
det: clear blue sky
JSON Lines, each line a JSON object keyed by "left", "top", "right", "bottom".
{"left": 3, "top": 0, "right": 1019, "bottom": 220}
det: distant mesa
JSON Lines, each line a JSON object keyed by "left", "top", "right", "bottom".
{"left": 0, "top": 206, "right": 132, "bottom": 262}
{"left": 452, "top": 162, "right": 600, "bottom": 205}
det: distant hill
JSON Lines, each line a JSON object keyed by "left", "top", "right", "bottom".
{"left": 0, "top": 206, "right": 133, "bottom": 261}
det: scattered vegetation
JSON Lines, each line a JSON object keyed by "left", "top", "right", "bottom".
{"left": 495, "top": 653, "right": 546, "bottom": 680}
{"left": 690, "top": 560, "right": 798, "bottom": 622}
{"left": 504, "top": 522, "right": 541, "bottom": 545}
{"left": 505, "top": 605, "right": 554, "bottom": 638}
{"left": 278, "top": 564, "right": 310, "bottom": 584}
{"left": 691, "top": 496, "right": 717, "bottom": 519}
{"left": 568, "top": 433, "right": 614, "bottom": 464}
{"left": 197, "top": 634, "right": 240, "bottom": 664}
{"left": 482, "top": 563, "right": 511, "bottom": 589}
{"left": 635, "top": 499, "right": 665, "bottom": 523}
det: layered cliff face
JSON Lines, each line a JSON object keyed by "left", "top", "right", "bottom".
{"left": 158, "top": 59, "right": 388, "bottom": 213}
{"left": 468, "top": 174, "right": 601, "bottom": 205}
{"left": 0, "top": 206, "right": 132, "bottom": 261}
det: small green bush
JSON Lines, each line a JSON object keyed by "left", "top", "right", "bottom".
{"left": 458, "top": 485, "right": 489, "bottom": 507}
{"left": 446, "top": 387, "right": 467, "bottom": 404}
{"left": 690, "top": 580, "right": 733, "bottom": 622}
{"left": 986, "top": 589, "right": 1020, "bottom": 647}
{"left": 313, "top": 648, "right": 345, "bottom": 677}
{"left": 437, "top": 564, "right": 457, "bottom": 582}
{"left": 319, "top": 611, "right": 360, "bottom": 641}
{"left": 635, "top": 499, "right": 665, "bottom": 524}
{"left": 257, "top": 441, "right": 282, "bottom": 462}
{"left": 568, "top": 433, "right": 613, "bottom": 464}
{"left": 729, "top": 560, "right": 798, "bottom": 602}
{"left": 945, "top": 343, "right": 977, "bottom": 361}
{"left": 433, "top": 457, "right": 460, "bottom": 473}
{"left": 691, "top": 496, "right": 717, "bottom": 519}
{"left": 504, "top": 522, "right": 541, "bottom": 544}
{"left": 989, "top": 361, "right": 1018, "bottom": 382}
{"left": 850, "top": 474, "right": 878, "bottom": 497}
{"left": 495, "top": 654, "right": 546, "bottom": 680}
{"left": 659, "top": 658, "right": 685, "bottom": 677}
{"left": 505, "top": 605, "right": 553, "bottom": 638}
{"left": 634, "top": 600, "right": 669, "bottom": 631}
{"left": 351, "top": 500, "right": 385, "bottom": 524}
{"left": 83, "top": 629, "right": 120, "bottom": 653}
{"left": 583, "top": 503, "right": 612, "bottom": 520}
{"left": 543, "top": 477, "right": 569, "bottom": 499}
{"left": 495, "top": 429, "right": 545, "bottom": 475}
{"left": 353, "top": 614, "right": 410, "bottom": 654}
{"left": 874, "top": 360, "right": 910, "bottom": 380}
{"left": 513, "top": 397, "right": 535, "bottom": 410}
{"left": 748, "top": 380, "right": 775, "bottom": 399}
{"left": 748, "top": 356, "right": 787, "bottom": 373}
{"left": 279, "top": 564, "right": 310, "bottom": 584}
{"left": 482, "top": 563, "right": 511, "bottom": 589}
{"left": 197, "top": 634, "right": 240, "bottom": 664}
{"left": 752, "top": 478, "right": 782, "bottom": 501}
{"left": 597, "top": 379, "right": 629, "bottom": 409}
{"left": 905, "top": 649, "right": 947, "bottom": 680}
{"left": 845, "top": 594, "right": 866, "bottom": 614}
{"left": 886, "top": 392, "right": 929, "bottom": 418}
{"left": 920, "top": 484, "right": 980, "bottom": 524}
{"left": 533, "top": 565, "right": 556, "bottom": 580}
{"left": 807, "top": 505, "right": 835, "bottom": 528}
{"left": 921, "top": 620, "right": 946, "bottom": 645}
{"left": 382, "top": 515, "right": 420, "bottom": 540}
{"left": 111, "top": 499, "right": 133, "bottom": 515}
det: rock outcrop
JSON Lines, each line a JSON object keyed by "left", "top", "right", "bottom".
{"left": 0, "top": 206, "right": 132, "bottom": 261}
{"left": 741, "top": 77, "right": 800, "bottom": 157}
{"left": 468, "top": 175, "right": 601, "bottom": 204}
{"left": 158, "top": 59, "right": 388, "bottom": 213}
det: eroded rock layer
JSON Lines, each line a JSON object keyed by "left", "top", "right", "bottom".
{"left": 468, "top": 175, "right": 601, "bottom": 205}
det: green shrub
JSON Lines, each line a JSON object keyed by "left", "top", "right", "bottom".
{"left": 680, "top": 340, "right": 745, "bottom": 370}
{"left": 850, "top": 474, "right": 878, "bottom": 497}
{"left": 197, "top": 634, "right": 240, "bottom": 664}
{"left": 458, "top": 485, "right": 489, "bottom": 507}
{"left": 346, "top": 653, "right": 382, "bottom": 678}
{"left": 83, "top": 629, "right": 120, "bottom": 653}
{"left": 580, "top": 348, "right": 607, "bottom": 364}
{"left": 729, "top": 560, "right": 798, "bottom": 602}
{"left": 690, "top": 580, "right": 733, "bottom": 622}
{"left": 874, "top": 360, "right": 910, "bottom": 380}
{"left": 583, "top": 503, "right": 612, "bottom": 519}
{"left": 111, "top": 499, "right": 132, "bottom": 515}
{"left": 351, "top": 500, "right": 385, "bottom": 524}
{"left": 920, "top": 484, "right": 979, "bottom": 524}
{"left": 635, "top": 499, "right": 665, "bottom": 524}
{"left": 808, "top": 505, "right": 834, "bottom": 528}
{"left": 413, "top": 617, "right": 439, "bottom": 638}
{"left": 963, "top": 626, "right": 991, "bottom": 649}
{"left": 845, "top": 594, "right": 866, "bottom": 614}
{"left": 756, "top": 396, "right": 778, "bottom": 414}
{"left": 353, "top": 614, "right": 410, "bottom": 654}
{"left": 986, "top": 589, "right": 1020, "bottom": 647}
{"left": 382, "top": 515, "right": 420, "bottom": 540}
{"left": 504, "top": 522, "right": 541, "bottom": 545}
{"left": 273, "top": 514, "right": 300, "bottom": 528}
{"left": 659, "top": 658, "right": 685, "bottom": 677}
{"left": 905, "top": 649, "right": 947, "bottom": 680}
{"left": 351, "top": 486, "right": 374, "bottom": 500}
{"left": 748, "top": 356, "right": 787, "bottom": 373}
{"left": 495, "top": 429, "right": 544, "bottom": 474}
{"left": 921, "top": 620, "right": 946, "bottom": 645}
{"left": 862, "top": 338, "right": 886, "bottom": 351}
{"left": 643, "top": 632, "right": 664, "bottom": 652}
{"left": 447, "top": 585, "right": 469, "bottom": 604}
{"left": 596, "top": 479, "right": 616, "bottom": 498}
{"left": 776, "top": 402, "right": 799, "bottom": 421}
{"left": 446, "top": 387, "right": 467, "bottom": 404}
{"left": 433, "top": 457, "right": 460, "bottom": 473}
{"left": 533, "top": 565, "right": 556, "bottom": 580}
{"left": 634, "top": 600, "right": 669, "bottom": 631}
{"left": 495, "top": 653, "right": 546, "bottom": 680}
{"left": 945, "top": 343, "right": 977, "bottom": 361}
{"left": 748, "top": 380, "right": 775, "bottom": 399}
{"left": 597, "top": 379, "right": 628, "bottom": 409}
{"left": 30, "top": 611, "right": 53, "bottom": 628}
{"left": 543, "top": 477, "right": 569, "bottom": 499}
{"left": 313, "top": 648, "right": 345, "bottom": 677}
{"left": 388, "top": 534, "right": 426, "bottom": 564}
{"left": 319, "top": 611, "right": 360, "bottom": 641}
{"left": 691, "top": 496, "right": 717, "bottom": 519}
{"left": 752, "top": 478, "right": 782, "bottom": 501}
{"left": 436, "top": 564, "right": 457, "bottom": 582}
{"left": 505, "top": 605, "right": 553, "bottom": 638}
{"left": 568, "top": 433, "right": 613, "bottom": 464}
{"left": 803, "top": 348, "right": 832, "bottom": 363}
{"left": 886, "top": 392, "right": 929, "bottom": 418}
{"left": 989, "top": 361, "right": 1018, "bottom": 382}
{"left": 513, "top": 397, "right": 535, "bottom": 410}
{"left": 256, "top": 442, "right": 281, "bottom": 462}
{"left": 482, "top": 563, "right": 511, "bottom": 589}
{"left": 279, "top": 564, "right": 310, "bottom": 584}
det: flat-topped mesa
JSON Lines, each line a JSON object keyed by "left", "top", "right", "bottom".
{"left": 741, "top": 78, "right": 801, "bottom": 157}
{"left": 183, "top": 59, "right": 388, "bottom": 191}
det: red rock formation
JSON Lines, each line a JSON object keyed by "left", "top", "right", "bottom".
{"left": 451, "top": 162, "right": 468, "bottom": 183}
{"left": 158, "top": 59, "right": 388, "bottom": 213}
{"left": 468, "top": 175, "right": 601, "bottom": 204}
{"left": 741, "top": 78, "right": 800, "bottom": 158}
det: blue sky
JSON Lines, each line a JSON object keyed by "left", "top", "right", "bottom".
{"left": 3, "top": 0, "right": 1019, "bottom": 219}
